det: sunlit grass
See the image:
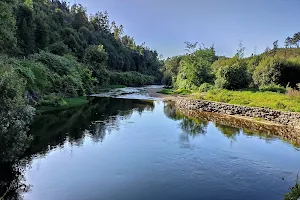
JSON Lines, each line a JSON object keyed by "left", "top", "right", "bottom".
{"left": 202, "top": 89, "right": 300, "bottom": 112}
{"left": 37, "top": 96, "right": 89, "bottom": 113}
{"left": 158, "top": 88, "right": 192, "bottom": 95}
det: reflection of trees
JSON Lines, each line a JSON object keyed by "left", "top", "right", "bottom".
{"left": 163, "top": 101, "right": 182, "bottom": 120}
{"left": 164, "top": 101, "right": 208, "bottom": 143}
{"left": 215, "top": 123, "right": 240, "bottom": 139}
{"left": 0, "top": 162, "right": 29, "bottom": 200}
{"left": 180, "top": 117, "right": 207, "bottom": 136}
{"left": 174, "top": 106, "right": 300, "bottom": 148}
{"left": 0, "top": 97, "right": 154, "bottom": 200}
{"left": 26, "top": 97, "right": 154, "bottom": 157}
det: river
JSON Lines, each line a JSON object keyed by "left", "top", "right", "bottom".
{"left": 14, "top": 87, "right": 300, "bottom": 199}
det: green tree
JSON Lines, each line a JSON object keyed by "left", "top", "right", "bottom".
{"left": 273, "top": 40, "right": 279, "bottom": 50}
{"left": 0, "top": 0, "right": 17, "bottom": 54}
{"left": 292, "top": 32, "right": 300, "bottom": 48}
{"left": 285, "top": 37, "right": 292, "bottom": 48}
{"left": 0, "top": 67, "right": 35, "bottom": 163}
{"left": 175, "top": 46, "right": 216, "bottom": 89}
{"left": 16, "top": 3, "right": 36, "bottom": 55}
{"left": 215, "top": 61, "right": 250, "bottom": 89}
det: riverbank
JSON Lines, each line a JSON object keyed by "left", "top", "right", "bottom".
{"left": 149, "top": 88, "right": 300, "bottom": 128}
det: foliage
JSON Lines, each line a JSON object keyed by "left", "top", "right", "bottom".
{"left": 158, "top": 88, "right": 192, "bottom": 95}
{"left": 37, "top": 96, "right": 89, "bottom": 113}
{"left": 284, "top": 177, "right": 300, "bottom": 200}
{"left": 162, "top": 56, "right": 183, "bottom": 86}
{"left": 1, "top": 0, "right": 162, "bottom": 89}
{"left": 0, "top": 66, "right": 35, "bottom": 164}
{"left": 175, "top": 47, "right": 216, "bottom": 89}
{"left": 253, "top": 57, "right": 300, "bottom": 87}
{"left": 259, "top": 84, "right": 286, "bottom": 93}
{"left": 198, "top": 83, "right": 215, "bottom": 92}
{"left": 215, "top": 61, "right": 250, "bottom": 90}
{"left": 0, "top": 1, "right": 17, "bottom": 54}
{"left": 108, "top": 71, "right": 155, "bottom": 86}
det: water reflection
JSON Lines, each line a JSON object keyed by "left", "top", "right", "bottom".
{"left": 0, "top": 163, "right": 30, "bottom": 200}
{"left": 0, "top": 97, "right": 154, "bottom": 200}
{"left": 164, "top": 101, "right": 300, "bottom": 148}
{"left": 2, "top": 98, "right": 300, "bottom": 200}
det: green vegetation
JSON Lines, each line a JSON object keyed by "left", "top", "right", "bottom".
{"left": 0, "top": 0, "right": 163, "bottom": 167}
{"left": 284, "top": 177, "right": 300, "bottom": 200}
{"left": 159, "top": 88, "right": 192, "bottom": 95}
{"left": 37, "top": 97, "right": 89, "bottom": 113}
{"left": 162, "top": 36, "right": 300, "bottom": 112}
{"left": 1, "top": 0, "right": 163, "bottom": 107}
{"left": 204, "top": 89, "right": 300, "bottom": 112}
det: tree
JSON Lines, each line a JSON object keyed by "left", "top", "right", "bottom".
{"left": 236, "top": 42, "right": 245, "bottom": 58}
{"left": 72, "top": 5, "right": 88, "bottom": 30}
{"left": 0, "top": 1, "right": 17, "bottom": 54}
{"left": 16, "top": 3, "right": 36, "bottom": 55}
{"left": 273, "top": 40, "right": 279, "bottom": 50}
{"left": 292, "top": 32, "right": 300, "bottom": 48}
{"left": 184, "top": 42, "right": 198, "bottom": 54}
{"left": 175, "top": 46, "right": 216, "bottom": 89}
{"left": 0, "top": 67, "right": 35, "bottom": 163}
{"left": 285, "top": 37, "right": 292, "bottom": 48}
{"left": 215, "top": 62, "right": 250, "bottom": 89}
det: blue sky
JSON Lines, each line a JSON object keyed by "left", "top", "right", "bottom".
{"left": 71, "top": 0, "right": 300, "bottom": 58}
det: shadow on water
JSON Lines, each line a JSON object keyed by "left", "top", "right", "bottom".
{"left": 164, "top": 101, "right": 300, "bottom": 148}
{"left": 0, "top": 97, "right": 154, "bottom": 200}
{"left": 26, "top": 97, "right": 155, "bottom": 157}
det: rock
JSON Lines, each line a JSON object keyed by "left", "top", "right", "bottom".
{"left": 175, "top": 99, "right": 300, "bottom": 127}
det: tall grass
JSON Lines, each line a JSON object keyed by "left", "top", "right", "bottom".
{"left": 202, "top": 89, "right": 300, "bottom": 112}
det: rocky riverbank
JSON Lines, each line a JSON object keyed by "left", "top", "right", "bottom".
{"left": 175, "top": 98, "right": 300, "bottom": 129}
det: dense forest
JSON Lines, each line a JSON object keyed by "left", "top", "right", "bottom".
{"left": 0, "top": 0, "right": 163, "bottom": 166}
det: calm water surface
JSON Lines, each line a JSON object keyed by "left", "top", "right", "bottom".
{"left": 22, "top": 95, "right": 300, "bottom": 200}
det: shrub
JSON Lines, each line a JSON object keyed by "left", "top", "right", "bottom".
{"left": 215, "top": 63, "right": 250, "bottom": 90}
{"left": 175, "top": 47, "right": 216, "bottom": 89}
{"left": 284, "top": 177, "right": 300, "bottom": 200}
{"left": 38, "top": 93, "right": 66, "bottom": 107}
{"left": 253, "top": 57, "right": 300, "bottom": 87}
{"left": 0, "top": 66, "right": 35, "bottom": 163}
{"left": 198, "top": 83, "right": 215, "bottom": 92}
{"left": 108, "top": 71, "right": 155, "bottom": 86}
{"left": 259, "top": 84, "right": 286, "bottom": 93}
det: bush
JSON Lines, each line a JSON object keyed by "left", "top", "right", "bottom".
{"left": 198, "top": 83, "right": 215, "bottom": 92}
{"left": 108, "top": 71, "right": 155, "bottom": 86}
{"left": 259, "top": 84, "right": 286, "bottom": 93}
{"left": 0, "top": 66, "right": 35, "bottom": 163}
{"left": 284, "top": 178, "right": 300, "bottom": 200}
{"left": 30, "top": 52, "right": 93, "bottom": 96}
{"left": 38, "top": 93, "right": 66, "bottom": 107}
{"left": 253, "top": 57, "right": 300, "bottom": 87}
{"left": 175, "top": 47, "right": 216, "bottom": 89}
{"left": 215, "top": 63, "right": 250, "bottom": 90}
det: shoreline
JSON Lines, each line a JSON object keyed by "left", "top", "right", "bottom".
{"left": 147, "top": 88, "right": 300, "bottom": 129}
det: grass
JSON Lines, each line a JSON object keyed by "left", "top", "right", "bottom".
{"left": 158, "top": 88, "right": 192, "bottom": 95}
{"left": 284, "top": 177, "right": 300, "bottom": 200}
{"left": 162, "top": 87, "right": 300, "bottom": 112}
{"left": 202, "top": 89, "right": 300, "bottom": 112}
{"left": 37, "top": 96, "right": 89, "bottom": 113}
